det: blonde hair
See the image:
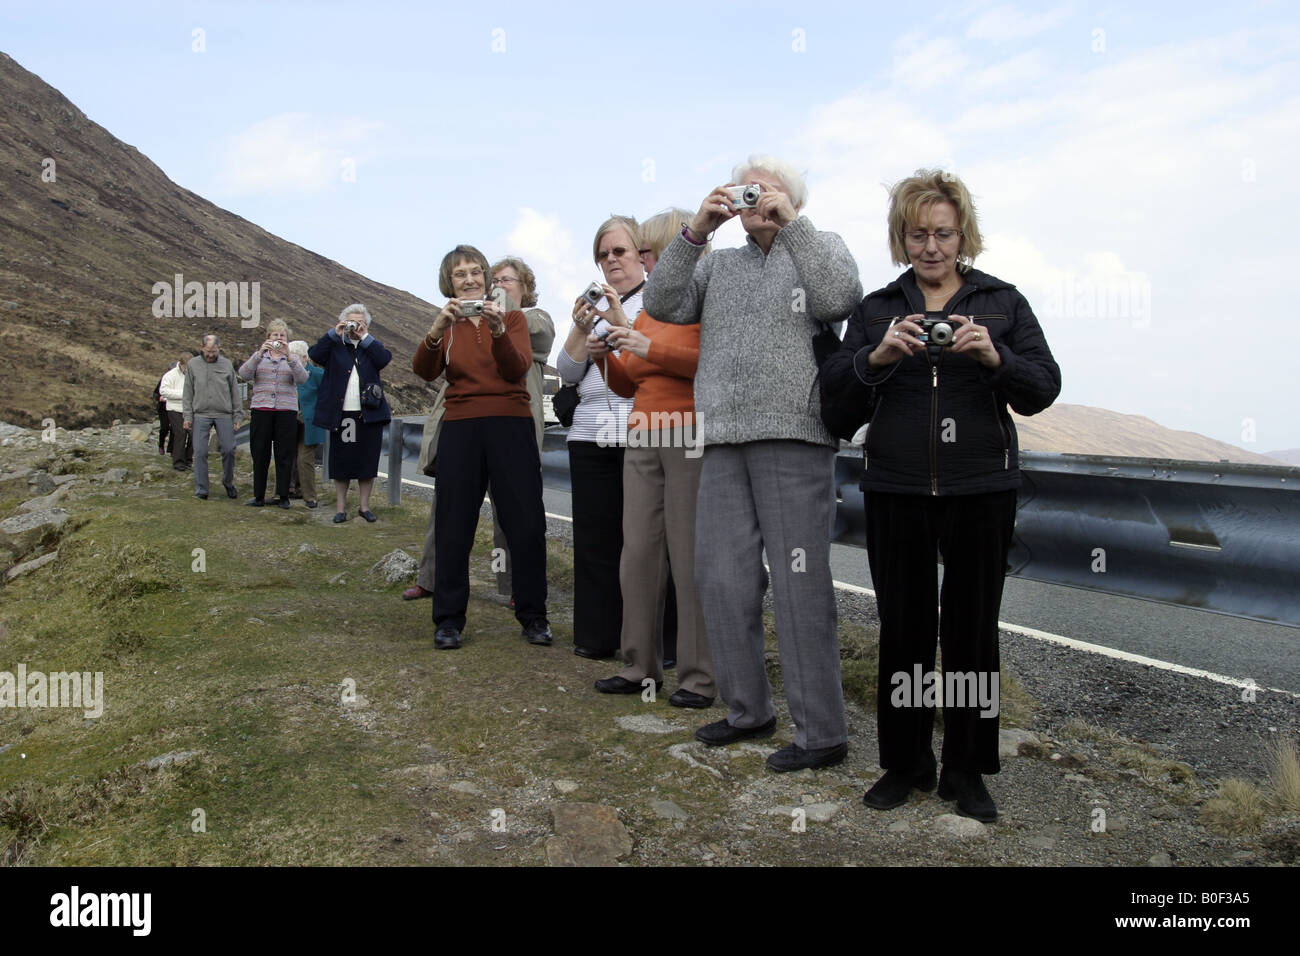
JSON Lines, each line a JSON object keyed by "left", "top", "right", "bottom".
{"left": 266, "top": 318, "right": 290, "bottom": 337}
{"left": 886, "top": 168, "right": 984, "bottom": 271}
{"left": 640, "top": 207, "right": 709, "bottom": 257}
{"left": 491, "top": 256, "right": 538, "bottom": 307}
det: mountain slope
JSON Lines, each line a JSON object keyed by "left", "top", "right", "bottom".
{"left": 0, "top": 51, "right": 438, "bottom": 429}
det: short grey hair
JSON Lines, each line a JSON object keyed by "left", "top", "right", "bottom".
{"left": 202, "top": 333, "right": 221, "bottom": 348}
{"left": 731, "top": 154, "right": 808, "bottom": 211}
{"left": 287, "top": 340, "right": 309, "bottom": 359}
{"left": 337, "top": 303, "right": 373, "bottom": 326}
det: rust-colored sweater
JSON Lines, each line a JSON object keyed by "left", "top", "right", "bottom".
{"left": 594, "top": 313, "right": 698, "bottom": 431}
{"left": 412, "top": 310, "right": 531, "bottom": 421}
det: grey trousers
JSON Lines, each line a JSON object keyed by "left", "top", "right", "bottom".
{"left": 191, "top": 415, "right": 236, "bottom": 497}
{"left": 417, "top": 489, "right": 510, "bottom": 595}
{"left": 694, "top": 441, "right": 847, "bottom": 749}
{"left": 617, "top": 432, "right": 715, "bottom": 697}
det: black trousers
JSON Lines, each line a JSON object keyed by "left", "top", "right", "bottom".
{"left": 433, "top": 416, "right": 547, "bottom": 631}
{"left": 249, "top": 409, "right": 298, "bottom": 501}
{"left": 165, "top": 410, "right": 192, "bottom": 467}
{"left": 568, "top": 440, "right": 624, "bottom": 653}
{"left": 865, "top": 488, "right": 1017, "bottom": 775}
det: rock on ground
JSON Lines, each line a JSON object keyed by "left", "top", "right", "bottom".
{"left": 369, "top": 549, "right": 417, "bottom": 584}
{"left": 546, "top": 803, "right": 632, "bottom": 866}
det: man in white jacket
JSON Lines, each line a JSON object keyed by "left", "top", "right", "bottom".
{"left": 159, "top": 353, "right": 193, "bottom": 471}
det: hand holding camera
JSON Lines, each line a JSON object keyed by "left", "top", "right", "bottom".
{"left": 869, "top": 315, "right": 926, "bottom": 368}
{"left": 948, "top": 315, "right": 1001, "bottom": 369}
{"left": 586, "top": 326, "right": 611, "bottom": 359}
{"left": 688, "top": 184, "right": 743, "bottom": 240}
{"left": 604, "top": 327, "right": 650, "bottom": 360}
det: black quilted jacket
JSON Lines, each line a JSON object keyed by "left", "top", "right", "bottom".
{"left": 822, "top": 267, "right": 1061, "bottom": 496}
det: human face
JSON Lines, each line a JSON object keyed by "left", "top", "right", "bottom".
{"left": 201, "top": 337, "right": 220, "bottom": 362}
{"left": 597, "top": 227, "right": 644, "bottom": 294}
{"left": 736, "top": 170, "right": 792, "bottom": 244}
{"left": 492, "top": 267, "right": 522, "bottom": 305}
{"left": 450, "top": 258, "right": 487, "bottom": 300}
{"left": 906, "top": 201, "right": 962, "bottom": 287}
{"left": 639, "top": 246, "right": 659, "bottom": 275}
{"left": 267, "top": 327, "right": 288, "bottom": 346}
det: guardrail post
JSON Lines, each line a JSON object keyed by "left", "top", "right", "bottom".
{"left": 387, "top": 418, "right": 403, "bottom": 506}
{"left": 320, "top": 434, "right": 330, "bottom": 486}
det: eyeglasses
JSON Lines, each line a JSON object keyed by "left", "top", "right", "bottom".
{"left": 905, "top": 229, "right": 961, "bottom": 247}
{"left": 597, "top": 246, "right": 633, "bottom": 261}
{"left": 493, "top": 275, "right": 519, "bottom": 285}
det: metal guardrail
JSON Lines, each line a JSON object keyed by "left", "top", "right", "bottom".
{"left": 367, "top": 421, "right": 1300, "bottom": 628}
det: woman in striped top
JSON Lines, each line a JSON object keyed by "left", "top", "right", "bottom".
{"left": 238, "top": 318, "right": 309, "bottom": 508}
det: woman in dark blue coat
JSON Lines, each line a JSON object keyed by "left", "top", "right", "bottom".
{"left": 822, "top": 169, "right": 1060, "bottom": 822}
{"left": 308, "top": 303, "right": 393, "bottom": 524}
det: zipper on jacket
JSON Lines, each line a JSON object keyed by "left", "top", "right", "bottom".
{"left": 929, "top": 361, "right": 939, "bottom": 496}
{"left": 992, "top": 393, "right": 1010, "bottom": 469}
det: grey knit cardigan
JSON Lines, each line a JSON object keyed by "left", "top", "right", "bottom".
{"left": 642, "top": 216, "right": 862, "bottom": 448}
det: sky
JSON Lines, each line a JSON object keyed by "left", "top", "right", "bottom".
{"left": 3, "top": 0, "right": 1298, "bottom": 450}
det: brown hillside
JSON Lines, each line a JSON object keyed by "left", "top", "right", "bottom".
{"left": 1013, "top": 404, "right": 1279, "bottom": 465}
{"left": 0, "top": 51, "right": 439, "bottom": 429}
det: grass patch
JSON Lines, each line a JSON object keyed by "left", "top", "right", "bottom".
{"left": 1267, "top": 736, "right": 1300, "bottom": 813}
{"left": 1200, "top": 779, "right": 1266, "bottom": 836}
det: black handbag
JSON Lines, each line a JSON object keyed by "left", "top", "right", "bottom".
{"left": 552, "top": 384, "right": 579, "bottom": 428}
{"left": 361, "top": 382, "right": 384, "bottom": 410}
{"left": 813, "top": 321, "right": 874, "bottom": 442}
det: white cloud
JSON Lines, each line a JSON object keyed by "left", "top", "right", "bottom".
{"left": 215, "top": 113, "right": 382, "bottom": 196}
{"left": 502, "top": 207, "right": 589, "bottom": 364}
{"left": 966, "top": 2, "right": 1073, "bottom": 40}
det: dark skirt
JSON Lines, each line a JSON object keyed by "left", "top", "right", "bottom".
{"left": 328, "top": 413, "right": 383, "bottom": 481}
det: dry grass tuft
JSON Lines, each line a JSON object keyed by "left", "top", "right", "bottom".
{"left": 1266, "top": 736, "right": 1300, "bottom": 813}
{"left": 1200, "top": 778, "right": 1267, "bottom": 836}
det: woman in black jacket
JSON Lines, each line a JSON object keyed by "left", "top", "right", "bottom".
{"left": 822, "top": 169, "right": 1061, "bottom": 821}
{"left": 308, "top": 303, "right": 393, "bottom": 524}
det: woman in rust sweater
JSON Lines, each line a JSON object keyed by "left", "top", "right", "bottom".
{"left": 412, "top": 244, "right": 551, "bottom": 651}
{"left": 588, "top": 301, "right": 716, "bottom": 708}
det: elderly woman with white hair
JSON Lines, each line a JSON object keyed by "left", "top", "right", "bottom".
{"left": 308, "top": 304, "right": 393, "bottom": 523}
{"left": 643, "top": 155, "right": 862, "bottom": 772}
{"left": 238, "top": 318, "right": 309, "bottom": 508}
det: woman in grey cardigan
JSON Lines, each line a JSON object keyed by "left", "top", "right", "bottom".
{"left": 642, "top": 155, "right": 861, "bottom": 772}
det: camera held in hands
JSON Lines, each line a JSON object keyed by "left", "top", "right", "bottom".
{"left": 459, "top": 299, "right": 486, "bottom": 317}
{"left": 727, "top": 183, "right": 762, "bottom": 209}
{"left": 581, "top": 282, "right": 608, "bottom": 310}
{"left": 916, "top": 313, "right": 955, "bottom": 347}
{"left": 344, "top": 320, "right": 359, "bottom": 334}
{"left": 272, "top": 340, "right": 284, "bottom": 350}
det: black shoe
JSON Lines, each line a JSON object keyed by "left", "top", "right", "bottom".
{"left": 224, "top": 484, "right": 238, "bottom": 499}
{"left": 573, "top": 646, "right": 615, "bottom": 660}
{"left": 594, "top": 675, "right": 662, "bottom": 695}
{"left": 863, "top": 765, "right": 937, "bottom": 810}
{"left": 434, "top": 626, "right": 462, "bottom": 650}
{"left": 522, "top": 621, "right": 553, "bottom": 646}
{"left": 668, "top": 689, "right": 714, "bottom": 709}
{"left": 305, "top": 500, "right": 318, "bottom": 509}
{"left": 359, "top": 509, "right": 377, "bottom": 523}
{"left": 937, "top": 768, "right": 997, "bottom": 822}
{"left": 194, "top": 492, "right": 208, "bottom": 500}
{"left": 173, "top": 462, "right": 189, "bottom": 472}
{"left": 333, "top": 512, "right": 348, "bottom": 524}
{"left": 767, "top": 742, "right": 848, "bottom": 773}
{"left": 276, "top": 497, "right": 291, "bottom": 509}
{"left": 246, "top": 498, "right": 264, "bottom": 507}
{"left": 695, "top": 716, "right": 777, "bottom": 746}
{"left": 663, "top": 658, "right": 677, "bottom": 670}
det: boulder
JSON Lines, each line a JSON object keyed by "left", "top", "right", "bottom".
{"left": 545, "top": 803, "right": 632, "bottom": 866}
{"left": 0, "top": 509, "right": 68, "bottom": 560}
{"left": 368, "top": 549, "right": 417, "bottom": 584}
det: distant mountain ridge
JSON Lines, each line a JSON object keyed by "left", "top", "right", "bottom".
{"left": 0, "top": 50, "right": 439, "bottom": 429}
{"left": 1013, "top": 405, "right": 1282, "bottom": 466}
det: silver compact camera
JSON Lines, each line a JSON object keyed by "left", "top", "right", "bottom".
{"left": 727, "top": 183, "right": 762, "bottom": 208}
{"left": 460, "top": 299, "right": 486, "bottom": 317}
{"left": 916, "top": 314, "right": 955, "bottom": 347}
{"left": 581, "top": 282, "right": 606, "bottom": 309}
{"left": 344, "top": 320, "right": 358, "bottom": 333}
{"left": 272, "top": 340, "right": 284, "bottom": 350}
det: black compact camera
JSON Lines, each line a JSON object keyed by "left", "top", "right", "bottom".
{"left": 916, "top": 313, "right": 955, "bottom": 347}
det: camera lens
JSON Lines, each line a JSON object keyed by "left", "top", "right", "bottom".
{"left": 931, "top": 322, "right": 954, "bottom": 346}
